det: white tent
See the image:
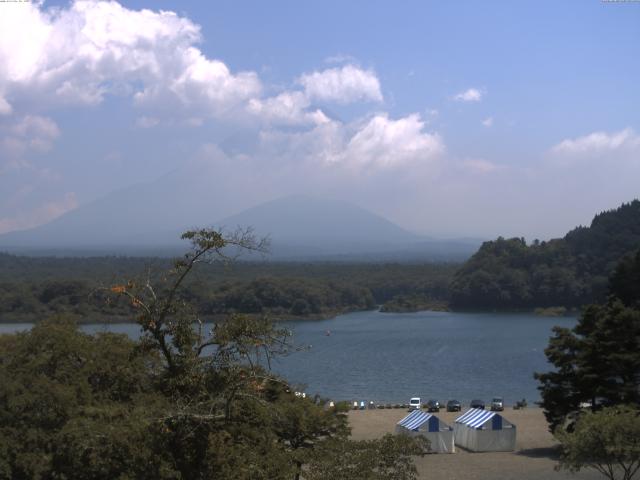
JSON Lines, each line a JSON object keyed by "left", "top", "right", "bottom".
{"left": 453, "top": 408, "right": 516, "bottom": 452}
{"left": 395, "top": 410, "right": 455, "bottom": 453}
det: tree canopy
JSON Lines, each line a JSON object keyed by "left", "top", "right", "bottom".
{"left": 0, "top": 252, "right": 456, "bottom": 323}
{"left": 556, "top": 406, "right": 640, "bottom": 480}
{"left": 0, "top": 228, "right": 426, "bottom": 480}
{"left": 535, "top": 249, "right": 640, "bottom": 431}
{"left": 450, "top": 200, "right": 640, "bottom": 310}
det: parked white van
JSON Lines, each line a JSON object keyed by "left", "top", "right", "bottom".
{"left": 409, "top": 397, "right": 422, "bottom": 410}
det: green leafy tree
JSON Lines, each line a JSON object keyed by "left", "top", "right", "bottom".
{"left": 1, "top": 228, "right": 427, "bottom": 479}
{"left": 556, "top": 406, "right": 640, "bottom": 480}
{"left": 305, "top": 434, "right": 428, "bottom": 480}
{"left": 267, "top": 388, "right": 350, "bottom": 480}
{"left": 536, "top": 298, "right": 640, "bottom": 431}
{"left": 535, "top": 251, "right": 640, "bottom": 431}
{"left": 0, "top": 317, "right": 169, "bottom": 480}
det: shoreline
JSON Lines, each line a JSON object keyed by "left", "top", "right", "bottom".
{"left": 0, "top": 305, "right": 581, "bottom": 325}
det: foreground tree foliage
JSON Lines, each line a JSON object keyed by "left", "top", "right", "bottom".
{"left": 0, "top": 318, "right": 169, "bottom": 479}
{"left": 535, "top": 250, "right": 640, "bottom": 431}
{"left": 556, "top": 406, "right": 640, "bottom": 480}
{"left": 305, "top": 434, "right": 427, "bottom": 480}
{"left": 0, "top": 228, "right": 425, "bottom": 479}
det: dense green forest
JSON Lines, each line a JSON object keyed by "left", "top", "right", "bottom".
{"left": 0, "top": 230, "right": 426, "bottom": 479}
{"left": 0, "top": 255, "right": 457, "bottom": 322}
{"left": 450, "top": 200, "right": 640, "bottom": 310}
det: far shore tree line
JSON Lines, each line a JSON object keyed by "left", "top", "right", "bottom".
{"left": 0, "top": 254, "right": 455, "bottom": 322}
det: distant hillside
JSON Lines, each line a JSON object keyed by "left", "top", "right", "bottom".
{"left": 214, "top": 195, "right": 479, "bottom": 260}
{"left": 0, "top": 154, "right": 243, "bottom": 250}
{"left": 0, "top": 192, "right": 479, "bottom": 261}
{"left": 450, "top": 200, "right": 640, "bottom": 309}
{"left": 216, "top": 195, "right": 421, "bottom": 249}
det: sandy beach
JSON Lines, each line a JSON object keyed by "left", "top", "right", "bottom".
{"left": 348, "top": 407, "right": 602, "bottom": 480}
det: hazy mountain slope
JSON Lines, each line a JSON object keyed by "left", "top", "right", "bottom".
{"left": 211, "top": 195, "right": 481, "bottom": 260}
{"left": 216, "top": 195, "right": 421, "bottom": 251}
{"left": 0, "top": 148, "right": 265, "bottom": 249}
{"left": 0, "top": 174, "right": 479, "bottom": 260}
{"left": 0, "top": 162, "right": 238, "bottom": 248}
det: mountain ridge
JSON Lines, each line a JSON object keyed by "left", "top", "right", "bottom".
{"left": 0, "top": 193, "right": 480, "bottom": 260}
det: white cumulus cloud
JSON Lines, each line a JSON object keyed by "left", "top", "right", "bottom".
{"left": 0, "top": 0, "right": 260, "bottom": 116}
{"left": 299, "top": 64, "right": 383, "bottom": 104}
{"left": 256, "top": 113, "right": 444, "bottom": 171}
{"left": 0, "top": 2, "right": 387, "bottom": 128}
{"left": 550, "top": 128, "right": 640, "bottom": 156}
{"left": 247, "top": 64, "right": 384, "bottom": 126}
{"left": 247, "top": 91, "right": 329, "bottom": 126}
{"left": 482, "top": 116, "right": 493, "bottom": 127}
{"left": 133, "top": 46, "right": 261, "bottom": 116}
{"left": 453, "top": 88, "right": 483, "bottom": 102}
{"left": 341, "top": 114, "right": 443, "bottom": 168}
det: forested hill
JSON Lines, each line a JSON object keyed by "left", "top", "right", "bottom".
{"left": 449, "top": 200, "right": 640, "bottom": 310}
{"left": 0, "top": 257, "right": 456, "bottom": 322}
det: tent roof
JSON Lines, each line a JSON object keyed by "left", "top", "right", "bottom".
{"left": 455, "top": 408, "right": 506, "bottom": 429}
{"left": 397, "top": 410, "right": 435, "bottom": 430}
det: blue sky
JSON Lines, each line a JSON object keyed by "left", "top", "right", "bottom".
{"left": 0, "top": 0, "right": 638, "bottom": 239}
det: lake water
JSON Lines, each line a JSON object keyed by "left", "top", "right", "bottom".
{"left": 0, "top": 310, "right": 576, "bottom": 405}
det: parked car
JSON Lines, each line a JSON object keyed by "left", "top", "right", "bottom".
{"left": 490, "top": 397, "right": 504, "bottom": 411}
{"left": 446, "top": 399, "right": 462, "bottom": 412}
{"left": 426, "top": 399, "right": 441, "bottom": 412}
{"left": 409, "top": 397, "right": 422, "bottom": 411}
{"left": 470, "top": 399, "right": 485, "bottom": 409}
{"left": 513, "top": 398, "right": 528, "bottom": 410}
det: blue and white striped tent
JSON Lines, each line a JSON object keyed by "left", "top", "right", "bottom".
{"left": 395, "top": 410, "right": 455, "bottom": 453}
{"left": 453, "top": 408, "right": 516, "bottom": 452}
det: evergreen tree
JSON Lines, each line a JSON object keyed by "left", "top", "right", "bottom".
{"left": 535, "top": 251, "right": 640, "bottom": 431}
{"left": 610, "top": 250, "right": 640, "bottom": 308}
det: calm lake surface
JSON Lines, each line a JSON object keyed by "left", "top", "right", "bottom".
{"left": 0, "top": 310, "right": 576, "bottom": 405}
